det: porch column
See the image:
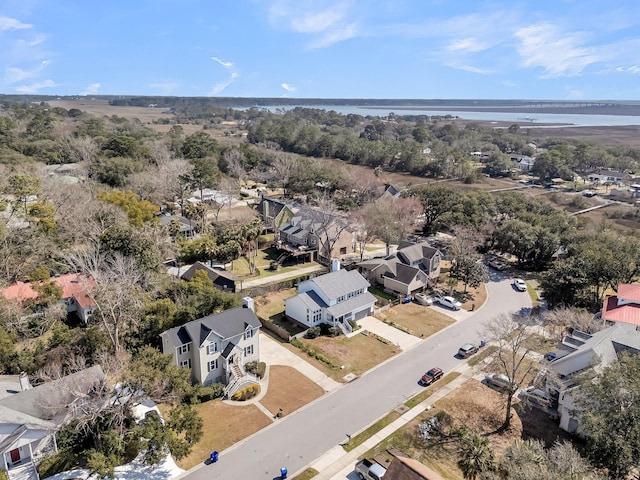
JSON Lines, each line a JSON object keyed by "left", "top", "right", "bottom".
{"left": 28, "top": 442, "right": 34, "bottom": 463}
{"left": 2, "top": 452, "right": 7, "bottom": 471}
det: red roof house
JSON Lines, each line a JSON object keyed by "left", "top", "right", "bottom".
{"left": 602, "top": 283, "right": 640, "bottom": 327}
{"left": 1, "top": 274, "right": 97, "bottom": 323}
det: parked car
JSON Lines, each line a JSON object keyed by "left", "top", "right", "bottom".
{"left": 513, "top": 278, "right": 527, "bottom": 292}
{"left": 544, "top": 352, "right": 558, "bottom": 362}
{"left": 485, "top": 373, "right": 518, "bottom": 392}
{"left": 420, "top": 367, "right": 444, "bottom": 386}
{"left": 435, "top": 295, "right": 462, "bottom": 310}
{"left": 355, "top": 458, "right": 387, "bottom": 480}
{"left": 520, "top": 386, "right": 553, "bottom": 408}
{"left": 414, "top": 292, "right": 433, "bottom": 306}
{"left": 458, "top": 343, "right": 479, "bottom": 358}
{"left": 488, "top": 259, "right": 507, "bottom": 271}
{"left": 401, "top": 295, "right": 412, "bottom": 304}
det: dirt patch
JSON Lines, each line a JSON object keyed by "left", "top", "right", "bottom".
{"left": 437, "top": 261, "right": 488, "bottom": 310}
{"left": 254, "top": 287, "right": 297, "bottom": 319}
{"left": 376, "top": 303, "right": 454, "bottom": 338}
{"left": 260, "top": 365, "right": 324, "bottom": 417}
{"left": 176, "top": 400, "right": 272, "bottom": 469}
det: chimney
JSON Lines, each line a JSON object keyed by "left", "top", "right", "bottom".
{"left": 242, "top": 296, "right": 255, "bottom": 312}
{"left": 331, "top": 259, "right": 341, "bottom": 272}
{"left": 19, "top": 372, "right": 32, "bottom": 391}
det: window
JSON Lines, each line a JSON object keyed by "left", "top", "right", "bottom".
{"left": 180, "top": 359, "right": 191, "bottom": 368}
{"left": 178, "top": 344, "right": 191, "bottom": 355}
{"left": 313, "top": 310, "right": 322, "bottom": 322}
{"left": 207, "top": 342, "right": 218, "bottom": 354}
{"left": 244, "top": 329, "right": 254, "bottom": 340}
{"left": 244, "top": 345, "right": 254, "bottom": 357}
{"left": 207, "top": 359, "right": 218, "bottom": 371}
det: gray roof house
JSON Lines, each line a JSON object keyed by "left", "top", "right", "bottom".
{"left": 160, "top": 300, "right": 262, "bottom": 398}
{"left": 542, "top": 322, "right": 640, "bottom": 433}
{"left": 588, "top": 170, "right": 634, "bottom": 185}
{"left": 285, "top": 268, "right": 377, "bottom": 335}
{"left": 358, "top": 241, "right": 442, "bottom": 295}
{"left": 0, "top": 366, "right": 106, "bottom": 477}
{"left": 181, "top": 261, "right": 237, "bottom": 293}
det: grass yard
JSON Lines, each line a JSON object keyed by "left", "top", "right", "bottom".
{"left": 254, "top": 287, "right": 298, "bottom": 320}
{"left": 292, "top": 468, "right": 319, "bottom": 480}
{"left": 230, "top": 248, "right": 318, "bottom": 279}
{"left": 290, "top": 332, "right": 398, "bottom": 381}
{"left": 376, "top": 303, "right": 455, "bottom": 338}
{"left": 260, "top": 365, "right": 324, "bottom": 417}
{"left": 437, "top": 262, "right": 489, "bottom": 311}
{"left": 176, "top": 401, "right": 272, "bottom": 470}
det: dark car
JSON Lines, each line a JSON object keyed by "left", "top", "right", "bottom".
{"left": 544, "top": 352, "right": 558, "bottom": 362}
{"left": 420, "top": 367, "right": 444, "bottom": 386}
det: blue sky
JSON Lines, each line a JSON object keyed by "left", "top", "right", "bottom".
{"left": 1, "top": 0, "right": 640, "bottom": 99}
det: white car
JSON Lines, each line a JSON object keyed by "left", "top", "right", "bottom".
{"left": 414, "top": 292, "right": 433, "bottom": 306}
{"left": 485, "top": 373, "right": 518, "bottom": 393}
{"left": 436, "top": 295, "right": 462, "bottom": 311}
{"left": 513, "top": 278, "right": 527, "bottom": 292}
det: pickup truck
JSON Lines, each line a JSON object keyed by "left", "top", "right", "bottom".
{"left": 355, "top": 458, "right": 386, "bottom": 480}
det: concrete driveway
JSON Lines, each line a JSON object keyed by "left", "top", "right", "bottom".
{"left": 430, "top": 304, "right": 475, "bottom": 322}
{"left": 357, "top": 316, "right": 422, "bottom": 351}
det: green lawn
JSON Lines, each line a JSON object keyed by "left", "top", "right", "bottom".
{"left": 231, "top": 248, "right": 318, "bottom": 280}
{"left": 369, "top": 286, "right": 396, "bottom": 301}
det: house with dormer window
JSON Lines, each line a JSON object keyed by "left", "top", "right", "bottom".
{"left": 285, "top": 267, "right": 377, "bottom": 335}
{"left": 160, "top": 299, "right": 261, "bottom": 398}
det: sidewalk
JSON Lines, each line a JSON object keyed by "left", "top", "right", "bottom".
{"left": 239, "top": 264, "right": 326, "bottom": 289}
{"left": 305, "top": 364, "right": 475, "bottom": 480}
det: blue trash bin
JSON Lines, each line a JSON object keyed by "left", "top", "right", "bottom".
{"left": 280, "top": 467, "right": 288, "bottom": 479}
{"left": 210, "top": 451, "right": 219, "bottom": 463}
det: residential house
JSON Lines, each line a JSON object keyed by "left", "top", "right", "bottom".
{"left": 181, "top": 261, "right": 237, "bottom": 293}
{"left": 256, "top": 197, "right": 298, "bottom": 234}
{"left": 510, "top": 154, "right": 536, "bottom": 172}
{"left": 0, "top": 366, "right": 106, "bottom": 477}
{"left": 542, "top": 323, "right": 640, "bottom": 433}
{"left": 0, "top": 274, "right": 96, "bottom": 323}
{"left": 160, "top": 299, "right": 262, "bottom": 397}
{"left": 385, "top": 454, "right": 446, "bottom": 480}
{"left": 159, "top": 214, "right": 197, "bottom": 239}
{"left": 588, "top": 170, "right": 634, "bottom": 185}
{"left": 187, "top": 188, "right": 242, "bottom": 207}
{"left": 277, "top": 207, "right": 353, "bottom": 264}
{"left": 358, "top": 241, "right": 442, "bottom": 295}
{"left": 602, "top": 283, "right": 640, "bottom": 327}
{"left": 285, "top": 268, "right": 377, "bottom": 334}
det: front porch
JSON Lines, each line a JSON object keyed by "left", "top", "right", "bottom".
{"left": 221, "top": 344, "right": 260, "bottom": 399}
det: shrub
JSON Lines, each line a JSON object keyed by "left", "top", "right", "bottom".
{"left": 306, "top": 326, "right": 321, "bottom": 339}
{"left": 37, "top": 448, "right": 80, "bottom": 479}
{"left": 232, "top": 384, "right": 260, "bottom": 401}
{"left": 328, "top": 326, "right": 342, "bottom": 337}
{"left": 245, "top": 361, "right": 266, "bottom": 379}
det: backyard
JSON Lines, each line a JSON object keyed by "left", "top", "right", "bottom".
{"left": 230, "top": 246, "right": 319, "bottom": 280}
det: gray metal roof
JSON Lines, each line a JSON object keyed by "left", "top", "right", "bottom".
{"left": 309, "top": 269, "right": 370, "bottom": 301}
{"left": 296, "top": 291, "right": 327, "bottom": 311}
{"left": 326, "top": 291, "right": 376, "bottom": 318}
{"left": 163, "top": 306, "right": 262, "bottom": 349}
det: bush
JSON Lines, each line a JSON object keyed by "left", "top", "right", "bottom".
{"left": 245, "top": 361, "right": 266, "bottom": 379}
{"left": 231, "top": 384, "right": 260, "bottom": 401}
{"left": 37, "top": 448, "right": 80, "bottom": 479}
{"left": 290, "top": 338, "right": 339, "bottom": 369}
{"left": 328, "top": 326, "right": 342, "bottom": 337}
{"left": 305, "top": 326, "right": 321, "bottom": 339}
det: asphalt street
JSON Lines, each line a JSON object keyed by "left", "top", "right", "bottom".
{"left": 178, "top": 272, "right": 531, "bottom": 480}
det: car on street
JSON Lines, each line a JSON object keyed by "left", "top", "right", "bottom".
{"left": 420, "top": 367, "right": 444, "bottom": 386}
{"left": 434, "top": 295, "right": 462, "bottom": 310}
{"left": 414, "top": 292, "right": 433, "bottom": 306}
{"left": 485, "top": 373, "right": 518, "bottom": 392}
{"left": 458, "top": 343, "right": 479, "bottom": 358}
{"left": 513, "top": 278, "right": 527, "bottom": 292}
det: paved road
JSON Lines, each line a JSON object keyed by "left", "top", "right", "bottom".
{"left": 178, "top": 274, "right": 530, "bottom": 480}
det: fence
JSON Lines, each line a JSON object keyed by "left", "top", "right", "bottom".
{"left": 258, "top": 315, "right": 291, "bottom": 341}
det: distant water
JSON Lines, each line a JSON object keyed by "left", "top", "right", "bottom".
{"left": 264, "top": 105, "right": 640, "bottom": 127}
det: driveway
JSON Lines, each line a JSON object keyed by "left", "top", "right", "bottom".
{"left": 356, "top": 316, "right": 422, "bottom": 351}
{"left": 430, "top": 304, "right": 475, "bottom": 322}
{"left": 259, "top": 334, "right": 341, "bottom": 393}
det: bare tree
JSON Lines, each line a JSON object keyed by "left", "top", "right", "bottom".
{"left": 66, "top": 249, "right": 147, "bottom": 356}
{"left": 485, "top": 314, "right": 543, "bottom": 431}
{"left": 271, "top": 152, "right": 298, "bottom": 197}
{"left": 312, "top": 195, "right": 350, "bottom": 264}
{"left": 542, "top": 307, "right": 604, "bottom": 341}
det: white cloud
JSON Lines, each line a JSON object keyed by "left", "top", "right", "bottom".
{"left": 0, "top": 16, "right": 31, "bottom": 31}
{"left": 81, "top": 83, "right": 101, "bottom": 95}
{"left": 15, "top": 79, "right": 56, "bottom": 93}
{"left": 209, "top": 72, "right": 239, "bottom": 95}
{"left": 211, "top": 56, "right": 233, "bottom": 68}
{"left": 291, "top": 9, "right": 345, "bottom": 33}
{"left": 4, "top": 60, "right": 50, "bottom": 84}
{"left": 308, "top": 23, "right": 357, "bottom": 48}
{"left": 16, "top": 34, "right": 47, "bottom": 48}
{"left": 281, "top": 83, "right": 296, "bottom": 92}
{"left": 445, "top": 63, "right": 492, "bottom": 75}
{"left": 628, "top": 65, "right": 640, "bottom": 74}
{"left": 501, "top": 80, "right": 516, "bottom": 87}
{"left": 446, "top": 37, "right": 492, "bottom": 53}
{"left": 514, "top": 23, "right": 600, "bottom": 77}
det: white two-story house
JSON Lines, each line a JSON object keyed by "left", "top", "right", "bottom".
{"left": 285, "top": 267, "right": 377, "bottom": 335}
{"left": 542, "top": 322, "right": 640, "bottom": 433}
{"left": 160, "top": 299, "right": 262, "bottom": 397}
